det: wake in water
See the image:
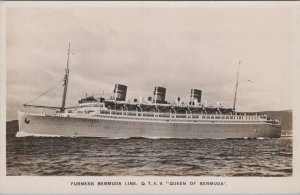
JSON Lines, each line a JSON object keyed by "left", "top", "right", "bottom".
{"left": 15, "top": 131, "right": 280, "bottom": 140}
{"left": 16, "top": 131, "right": 63, "bottom": 138}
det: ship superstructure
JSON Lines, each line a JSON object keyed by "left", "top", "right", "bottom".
{"left": 17, "top": 44, "right": 281, "bottom": 138}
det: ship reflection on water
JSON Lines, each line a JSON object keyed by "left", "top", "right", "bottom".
{"left": 6, "top": 125, "right": 292, "bottom": 176}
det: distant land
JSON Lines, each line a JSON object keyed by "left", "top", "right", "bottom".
{"left": 6, "top": 120, "right": 18, "bottom": 138}
{"left": 6, "top": 110, "right": 292, "bottom": 138}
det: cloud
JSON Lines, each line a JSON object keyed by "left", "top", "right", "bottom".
{"left": 5, "top": 6, "right": 293, "bottom": 121}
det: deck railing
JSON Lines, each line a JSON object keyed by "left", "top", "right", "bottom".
{"left": 21, "top": 105, "right": 271, "bottom": 122}
{"left": 94, "top": 109, "right": 267, "bottom": 121}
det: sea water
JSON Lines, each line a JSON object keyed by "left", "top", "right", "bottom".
{"left": 6, "top": 125, "right": 292, "bottom": 176}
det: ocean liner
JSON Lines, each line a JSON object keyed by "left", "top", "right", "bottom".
{"left": 17, "top": 44, "right": 281, "bottom": 138}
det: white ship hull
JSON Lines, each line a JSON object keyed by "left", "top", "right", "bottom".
{"left": 17, "top": 111, "right": 281, "bottom": 139}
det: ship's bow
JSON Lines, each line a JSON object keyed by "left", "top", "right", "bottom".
{"left": 17, "top": 110, "right": 29, "bottom": 137}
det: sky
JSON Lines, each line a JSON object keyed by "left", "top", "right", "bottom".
{"left": 5, "top": 4, "right": 294, "bottom": 121}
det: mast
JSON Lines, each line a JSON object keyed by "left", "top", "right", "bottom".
{"left": 233, "top": 60, "right": 241, "bottom": 111}
{"left": 61, "top": 43, "right": 71, "bottom": 112}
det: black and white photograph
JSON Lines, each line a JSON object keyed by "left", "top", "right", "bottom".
{"left": 1, "top": 1, "right": 300, "bottom": 194}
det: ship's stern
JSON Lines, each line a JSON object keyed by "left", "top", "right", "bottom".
{"left": 272, "top": 120, "right": 282, "bottom": 138}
